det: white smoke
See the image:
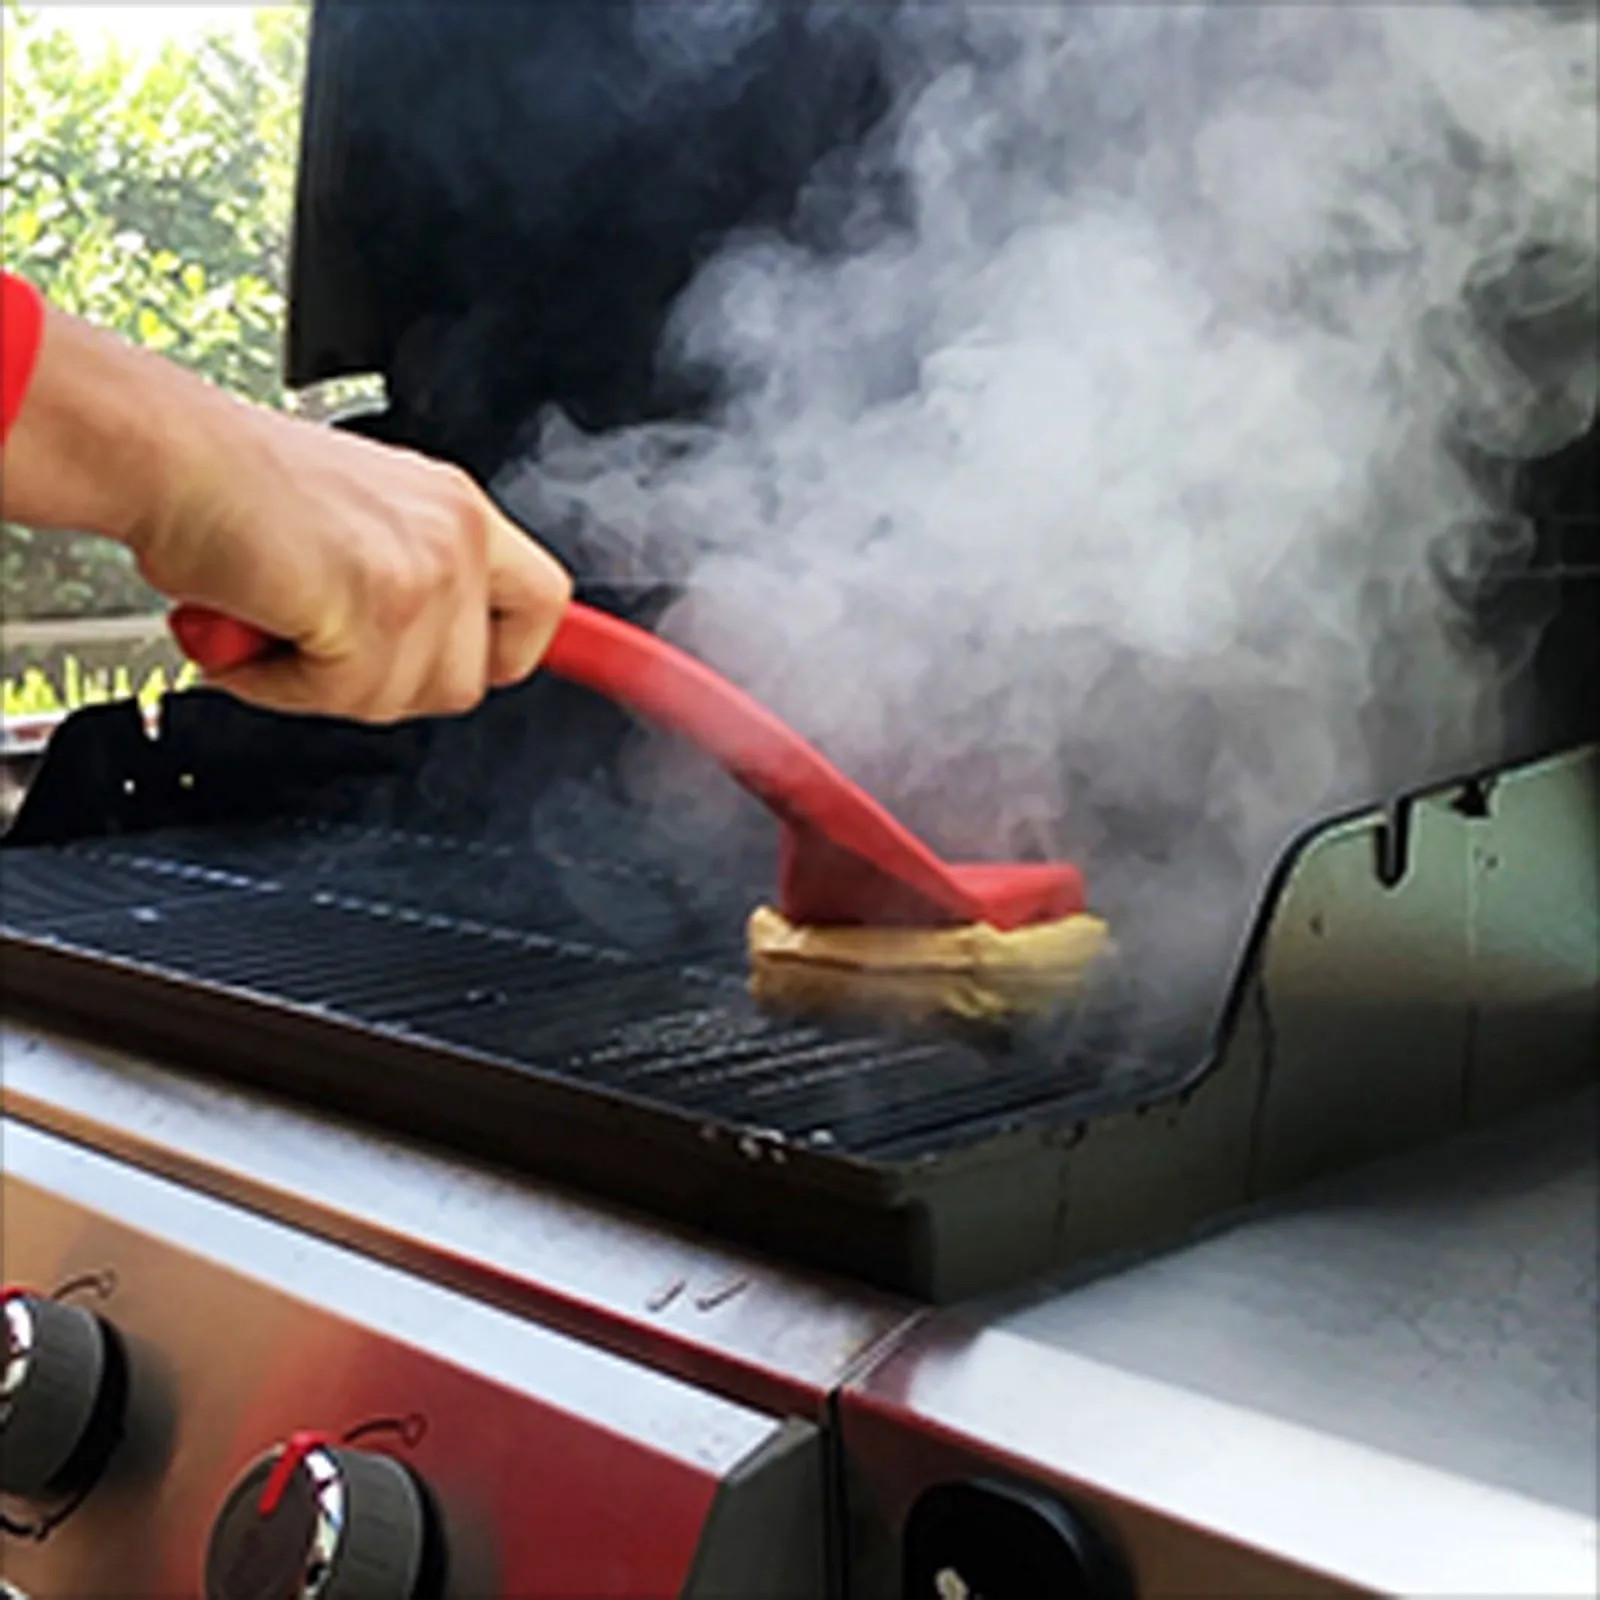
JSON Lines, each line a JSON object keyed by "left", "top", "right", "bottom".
{"left": 496, "top": 2, "right": 1598, "bottom": 1037}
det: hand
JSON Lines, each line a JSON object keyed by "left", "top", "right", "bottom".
{"left": 137, "top": 402, "right": 573, "bottom": 723}
{"left": 2, "top": 304, "right": 572, "bottom": 723}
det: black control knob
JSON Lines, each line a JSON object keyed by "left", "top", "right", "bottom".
{"left": 0, "top": 1290, "right": 126, "bottom": 1501}
{"left": 205, "top": 1437, "right": 439, "bottom": 1600}
{"left": 904, "top": 1480, "right": 1133, "bottom": 1599}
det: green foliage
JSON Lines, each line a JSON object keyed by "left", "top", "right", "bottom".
{"left": 2, "top": 1, "right": 306, "bottom": 402}
{"left": 2, "top": 1, "right": 308, "bottom": 618}
{"left": 1, "top": 524, "right": 157, "bottom": 618}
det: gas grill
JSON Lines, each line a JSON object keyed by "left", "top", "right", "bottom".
{"left": 3, "top": 2, "right": 1596, "bottom": 1595}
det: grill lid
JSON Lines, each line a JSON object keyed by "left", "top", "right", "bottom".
{"left": 285, "top": 0, "right": 892, "bottom": 475}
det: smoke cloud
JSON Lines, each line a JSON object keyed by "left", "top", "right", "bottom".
{"left": 494, "top": 2, "right": 1598, "bottom": 1044}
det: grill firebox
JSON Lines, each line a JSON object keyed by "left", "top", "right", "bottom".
{"left": 4, "top": 651, "right": 1594, "bottom": 1301}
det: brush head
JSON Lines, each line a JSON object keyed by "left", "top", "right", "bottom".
{"left": 778, "top": 823, "right": 1086, "bottom": 931}
{"left": 747, "top": 902, "right": 1111, "bottom": 1024}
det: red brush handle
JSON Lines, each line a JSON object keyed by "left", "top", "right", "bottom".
{"left": 167, "top": 608, "right": 278, "bottom": 675}
{"left": 167, "top": 602, "right": 996, "bottom": 922}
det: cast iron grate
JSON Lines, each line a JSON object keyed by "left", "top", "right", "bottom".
{"left": 0, "top": 817, "right": 1126, "bottom": 1161}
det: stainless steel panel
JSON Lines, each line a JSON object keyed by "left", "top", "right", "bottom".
{"left": 843, "top": 1087, "right": 1599, "bottom": 1597}
{"left": 844, "top": 1333, "right": 1597, "bottom": 1597}
{"left": 0, "top": 1026, "right": 914, "bottom": 1419}
{"left": 0, "top": 1122, "right": 818, "bottom": 1599}
{"left": 993, "top": 1087, "right": 1600, "bottom": 1519}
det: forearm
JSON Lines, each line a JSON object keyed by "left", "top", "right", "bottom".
{"left": 0, "top": 272, "right": 569, "bottom": 724}
{"left": 1, "top": 288, "right": 217, "bottom": 550}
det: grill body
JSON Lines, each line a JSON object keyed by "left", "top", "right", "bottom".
{"left": 2, "top": 1020, "right": 1592, "bottom": 1597}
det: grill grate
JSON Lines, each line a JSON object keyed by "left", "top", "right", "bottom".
{"left": 1, "top": 815, "right": 1125, "bottom": 1161}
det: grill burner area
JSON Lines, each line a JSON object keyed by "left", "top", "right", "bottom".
{"left": 0, "top": 816, "right": 1140, "bottom": 1166}
{"left": 6, "top": 710, "right": 1595, "bottom": 1301}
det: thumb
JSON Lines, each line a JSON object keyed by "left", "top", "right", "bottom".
{"left": 485, "top": 515, "right": 573, "bottom": 688}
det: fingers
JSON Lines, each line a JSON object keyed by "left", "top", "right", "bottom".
{"left": 485, "top": 509, "right": 574, "bottom": 689}
{"left": 216, "top": 620, "right": 485, "bottom": 724}
{"left": 150, "top": 401, "right": 573, "bottom": 724}
{"left": 209, "top": 504, "right": 567, "bottom": 723}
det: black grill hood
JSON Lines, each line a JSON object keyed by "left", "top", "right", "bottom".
{"left": 284, "top": 0, "right": 893, "bottom": 480}
{"left": 284, "top": 1, "right": 1595, "bottom": 743}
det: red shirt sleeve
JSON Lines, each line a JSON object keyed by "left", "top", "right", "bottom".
{"left": 2, "top": 271, "right": 46, "bottom": 445}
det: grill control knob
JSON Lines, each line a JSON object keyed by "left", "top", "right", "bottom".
{"left": 905, "top": 1479, "right": 1133, "bottom": 1599}
{"left": 0, "top": 1289, "right": 126, "bottom": 1502}
{"left": 205, "top": 1436, "right": 438, "bottom": 1600}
